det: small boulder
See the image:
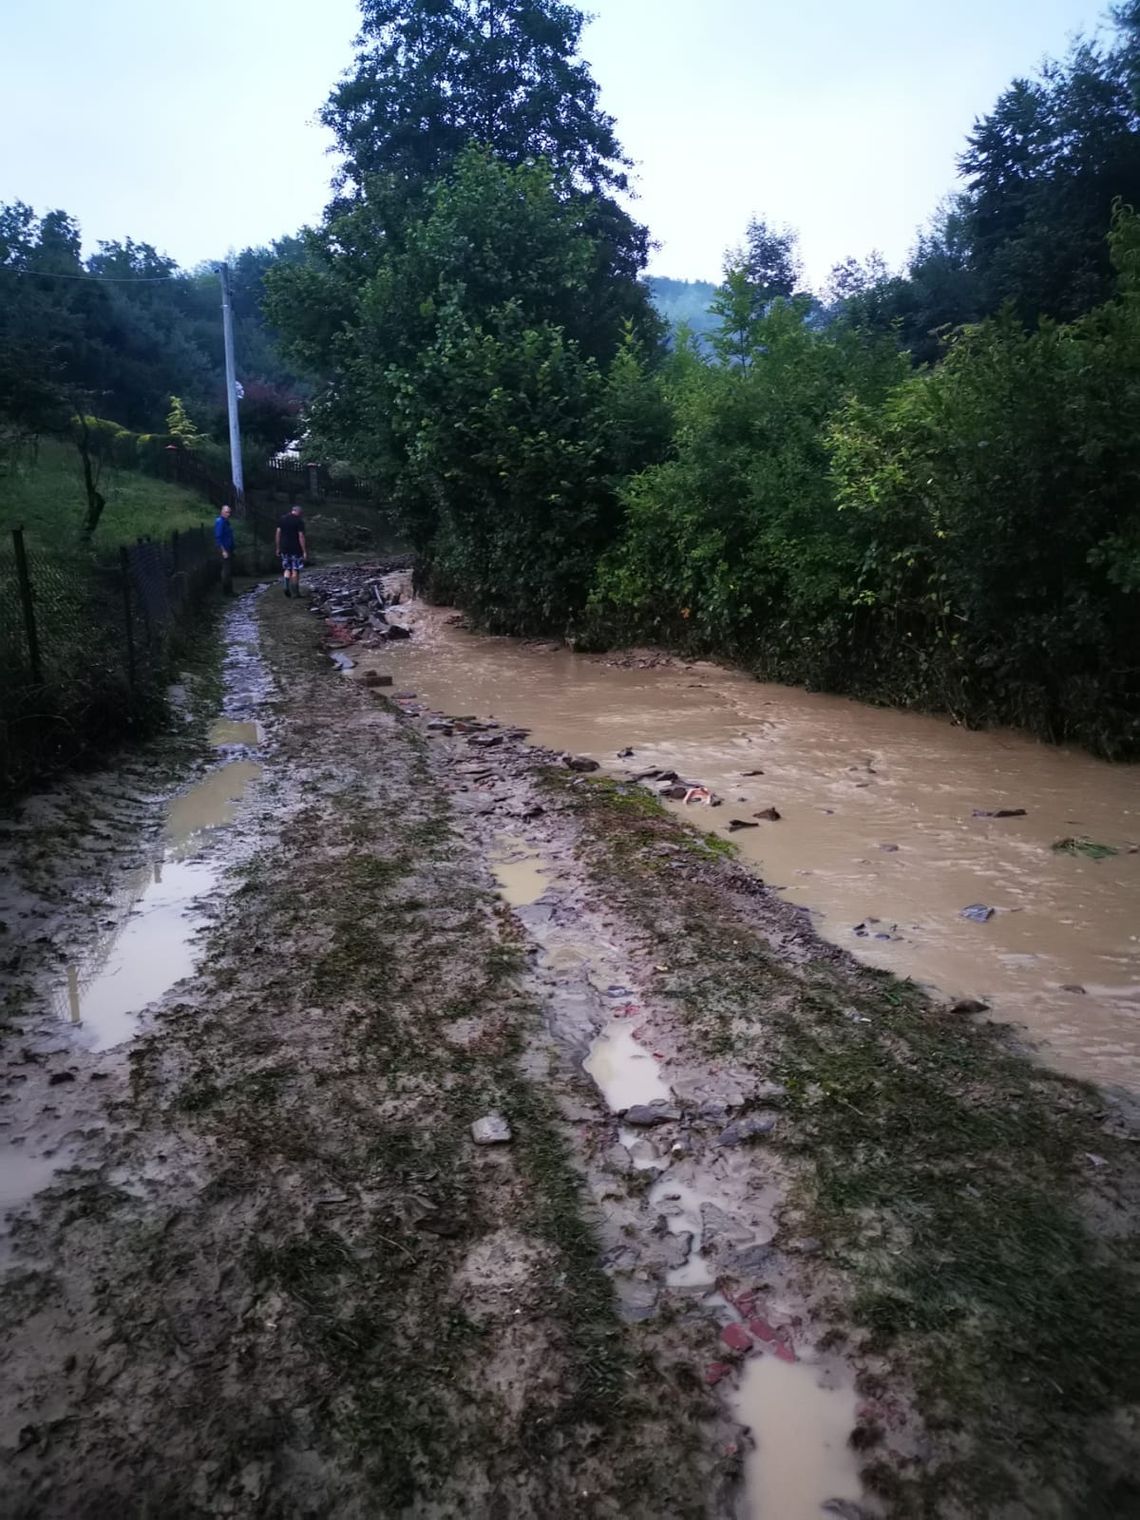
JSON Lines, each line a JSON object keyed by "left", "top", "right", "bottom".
{"left": 754, "top": 807, "right": 782, "bottom": 822}
{"left": 715, "top": 1112, "right": 777, "bottom": 1147}
{"left": 564, "top": 755, "right": 600, "bottom": 773}
{"left": 622, "top": 1102, "right": 682, "bottom": 1126}
{"left": 951, "top": 997, "right": 989, "bottom": 1015}
{"left": 471, "top": 1113, "right": 512, "bottom": 1145}
{"left": 960, "top": 904, "right": 995, "bottom": 923}
{"left": 972, "top": 808, "right": 1027, "bottom": 819}
{"left": 360, "top": 671, "right": 393, "bottom": 688}
{"left": 383, "top": 624, "right": 412, "bottom": 641}
{"left": 728, "top": 819, "right": 759, "bottom": 832}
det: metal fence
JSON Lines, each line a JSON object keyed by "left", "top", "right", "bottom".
{"left": 0, "top": 524, "right": 217, "bottom": 798}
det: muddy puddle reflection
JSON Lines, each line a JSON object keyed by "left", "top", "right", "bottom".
{"left": 490, "top": 836, "right": 553, "bottom": 908}
{"left": 368, "top": 594, "right": 1140, "bottom": 1093}
{"left": 732, "top": 1357, "right": 863, "bottom": 1519}
{"left": 51, "top": 621, "right": 266, "bottom": 1050}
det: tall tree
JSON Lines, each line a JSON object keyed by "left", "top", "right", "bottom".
{"left": 324, "top": 0, "right": 631, "bottom": 196}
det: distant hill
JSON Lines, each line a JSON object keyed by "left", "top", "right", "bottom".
{"left": 644, "top": 276, "right": 719, "bottom": 339}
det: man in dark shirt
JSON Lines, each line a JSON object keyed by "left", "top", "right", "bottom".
{"left": 275, "top": 504, "right": 307, "bottom": 599}
{"left": 214, "top": 503, "right": 235, "bottom": 594}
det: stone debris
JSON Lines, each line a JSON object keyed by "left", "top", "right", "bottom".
{"left": 471, "top": 1113, "right": 512, "bottom": 1145}
{"left": 972, "top": 808, "right": 1027, "bottom": 818}
{"left": 622, "top": 1102, "right": 682, "bottom": 1126}
{"left": 754, "top": 807, "right": 782, "bottom": 821}
{"left": 715, "top": 1112, "right": 777, "bottom": 1147}
{"left": 960, "top": 904, "right": 996, "bottom": 923}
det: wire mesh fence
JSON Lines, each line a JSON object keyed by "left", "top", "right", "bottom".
{"left": 0, "top": 523, "right": 217, "bottom": 799}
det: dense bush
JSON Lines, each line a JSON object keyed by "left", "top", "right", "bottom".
{"left": 587, "top": 214, "right": 1140, "bottom": 756}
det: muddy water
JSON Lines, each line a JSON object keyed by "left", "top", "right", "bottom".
{"left": 732, "top": 1357, "right": 862, "bottom": 1519}
{"left": 366, "top": 596, "right": 1140, "bottom": 1093}
{"left": 50, "top": 607, "right": 266, "bottom": 1051}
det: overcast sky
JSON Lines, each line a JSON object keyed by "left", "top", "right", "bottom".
{"left": 0, "top": 0, "right": 1112, "bottom": 288}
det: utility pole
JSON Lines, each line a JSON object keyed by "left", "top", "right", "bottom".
{"left": 218, "top": 263, "right": 244, "bottom": 507}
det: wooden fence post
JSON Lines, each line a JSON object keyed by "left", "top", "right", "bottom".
{"left": 11, "top": 527, "right": 44, "bottom": 685}
{"left": 119, "top": 546, "right": 137, "bottom": 687}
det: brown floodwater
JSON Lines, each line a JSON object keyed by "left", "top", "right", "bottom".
{"left": 363, "top": 594, "right": 1140, "bottom": 1095}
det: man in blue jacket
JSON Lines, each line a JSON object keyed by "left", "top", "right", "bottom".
{"left": 214, "top": 503, "right": 235, "bottom": 594}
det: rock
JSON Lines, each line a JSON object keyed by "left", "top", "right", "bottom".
{"left": 659, "top": 784, "right": 689, "bottom": 800}
{"left": 700, "top": 1203, "right": 750, "bottom": 1247}
{"left": 604, "top": 1143, "right": 633, "bottom": 1174}
{"left": 715, "top": 1112, "right": 776, "bottom": 1147}
{"left": 822, "top": 1501, "right": 874, "bottom": 1520}
{"left": 631, "top": 768, "right": 662, "bottom": 783}
{"left": 972, "top": 808, "right": 1027, "bottom": 818}
{"left": 471, "top": 1113, "right": 512, "bottom": 1145}
{"left": 359, "top": 671, "right": 393, "bottom": 688}
{"left": 877, "top": 843, "right": 899, "bottom": 852}
{"left": 754, "top": 807, "right": 782, "bottom": 822}
{"left": 660, "top": 1231, "right": 694, "bottom": 1269}
{"left": 657, "top": 770, "right": 679, "bottom": 783}
{"left": 48, "top": 1071, "right": 77, "bottom": 1086}
{"left": 622, "top": 1102, "right": 682, "bottom": 1126}
{"left": 950, "top": 998, "right": 989, "bottom": 1015}
{"left": 753, "top": 1081, "right": 788, "bottom": 1104}
{"left": 723, "top": 1242, "right": 775, "bottom": 1277}
{"left": 614, "top": 1275, "right": 658, "bottom": 1322}
{"left": 564, "top": 755, "right": 600, "bottom": 773}
{"left": 960, "top": 904, "right": 995, "bottom": 923}
{"left": 728, "top": 819, "right": 759, "bottom": 832}
{"left": 617, "top": 747, "right": 635, "bottom": 758}
{"left": 383, "top": 624, "right": 412, "bottom": 641}
{"left": 468, "top": 733, "right": 503, "bottom": 748}
{"left": 741, "top": 769, "right": 765, "bottom": 777}
{"left": 1061, "top": 984, "right": 1087, "bottom": 994}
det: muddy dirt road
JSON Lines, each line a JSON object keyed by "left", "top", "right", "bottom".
{"left": 1, "top": 570, "right": 1137, "bottom": 1519}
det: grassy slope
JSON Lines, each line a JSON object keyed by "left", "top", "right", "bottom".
{"left": 0, "top": 441, "right": 216, "bottom": 557}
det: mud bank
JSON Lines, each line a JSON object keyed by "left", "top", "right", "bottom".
{"left": 1, "top": 567, "right": 1137, "bottom": 1520}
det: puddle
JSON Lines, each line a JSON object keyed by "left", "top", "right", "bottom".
{"left": 0, "top": 1145, "right": 71, "bottom": 1213}
{"left": 50, "top": 600, "right": 266, "bottom": 1052}
{"left": 584, "top": 1021, "right": 670, "bottom": 1110}
{"left": 208, "top": 718, "right": 261, "bottom": 748}
{"left": 491, "top": 837, "right": 554, "bottom": 908}
{"left": 370, "top": 589, "right": 1140, "bottom": 1093}
{"left": 731, "top": 1356, "right": 863, "bottom": 1519}
{"left": 164, "top": 759, "right": 261, "bottom": 857}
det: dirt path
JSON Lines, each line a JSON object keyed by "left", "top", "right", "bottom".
{"left": 1, "top": 571, "right": 1138, "bottom": 1519}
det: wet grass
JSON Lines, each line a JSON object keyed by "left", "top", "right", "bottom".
{"left": 550, "top": 769, "right": 1140, "bottom": 1518}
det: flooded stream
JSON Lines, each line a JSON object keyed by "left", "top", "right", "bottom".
{"left": 366, "top": 594, "right": 1140, "bottom": 1094}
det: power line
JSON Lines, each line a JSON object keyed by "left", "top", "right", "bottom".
{"left": 0, "top": 266, "right": 197, "bottom": 283}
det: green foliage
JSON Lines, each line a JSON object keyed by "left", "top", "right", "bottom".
{"left": 165, "top": 395, "right": 204, "bottom": 447}
{"left": 0, "top": 204, "right": 309, "bottom": 438}
{"left": 590, "top": 205, "right": 1140, "bottom": 756}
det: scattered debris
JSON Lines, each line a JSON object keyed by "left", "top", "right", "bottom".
{"left": 878, "top": 843, "right": 900, "bottom": 852}
{"left": 1052, "top": 836, "right": 1119, "bottom": 860}
{"left": 727, "top": 818, "right": 759, "bottom": 832}
{"left": 684, "top": 786, "right": 714, "bottom": 806}
{"left": 973, "top": 808, "right": 1028, "bottom": 818}
{"left": 951, "top": 998, "right": 990, "bottom": 1014}
{"left": 359, "top": 671, "right": 393, "bottom": 689}
{"left": 1061, "top": 984, "right": 1087, "bottom": 995}
{"left": 960, "top": 904, "right": 996, "bottom": 923}
{"left": 564, "top": 755, "right": 600, "bottom": 773}
{"left": 754, "top": 807, "right": 782, "bottom": 821}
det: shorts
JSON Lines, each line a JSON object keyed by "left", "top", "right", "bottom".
{"left": 280, "top": 554, "right": 304, "bottom": 572}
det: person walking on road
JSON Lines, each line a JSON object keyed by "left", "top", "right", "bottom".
{"left": 276, "top": 503, "right": 307, "bottom": 599}
{"left": 214, "top": 503, "right": 235, "bottom": 595}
